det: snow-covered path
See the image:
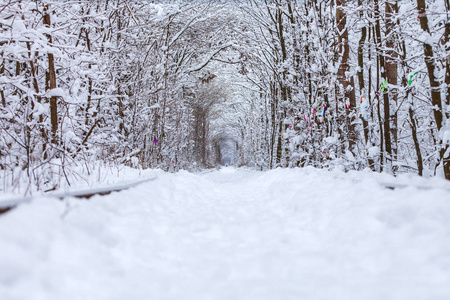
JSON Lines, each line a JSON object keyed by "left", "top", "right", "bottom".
{"left": 1, "top": 167, "right": 450, "bottom": 300}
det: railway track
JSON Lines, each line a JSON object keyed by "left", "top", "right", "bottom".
{"left": 0, "top": 177, "right": 156, "bottom": 216}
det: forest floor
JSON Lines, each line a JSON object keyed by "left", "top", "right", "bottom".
{"left": 1, "top": 167, "right": 450, "bottom": 300}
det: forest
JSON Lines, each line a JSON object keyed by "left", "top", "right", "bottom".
{"left": 1, "top": 0, "right": 449, "bottom": 194}
{"left": 1, "top": 1, "right": 450, "bottom": 298}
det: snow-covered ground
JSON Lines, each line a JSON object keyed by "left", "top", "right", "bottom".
{"left": 1, "top": 167, "right": 450, "bottom": 300}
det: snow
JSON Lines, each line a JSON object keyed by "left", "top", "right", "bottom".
{"left": 46, "top": 88, "right": 66, "bottom": 98}
{"left": 1, "top": 167, "right": 450, "bottom": 300}
{"left": 368, "top": 146, "right": 380, "bottom": 158}
{"left": 443, "top": 129, "right": 450, "bottom": 145}
{"left": 325, "top": 136, "right": 338, "bottom": 144}
{"left": 345, "top": 149, "right": 356, "bottom": 162}
{"left": 149, "top": 4, "right": 166, "bottom": 17}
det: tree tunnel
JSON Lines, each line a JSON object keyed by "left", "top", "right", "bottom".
{"left": 213, "top": 135, "right": 239, "bottom": 167}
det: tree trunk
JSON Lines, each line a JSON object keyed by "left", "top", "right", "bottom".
{"left": 374, "top": 25, "right": 384, "bottom": 172}
{"left": 442, "top": 18, "right": 450, "bottom": 179}
{"left": 358, "top": 24, "right": 369, "bottom": 144}
{"left": 84, "top": 27, "right": 93, "bottom": 129}
{"left": 409, "top": 105, "right": 423, "bottom": 176}
{"left": 336, "top": 0, "right": 357, "bottom": 151}
{"left": 416, "top": 0, "right": 449, "bottom": 179}
{"left": 445, "top": 21, "right": 450, "bottom": 111}
{"left": 275, "top": 6, "right": 289, "bottom": 167}
{"left": 357, "top": 2, "right": 374, "bottom": 170}
{"left": 43, "top": 4, "right": 58, "bottom": 144}
{"left": 385, "top": 0, "right": 398, "bottom": 162}
{"left": 26, "top": 42, "right": 48, "bottom": 158}
{"left": 375, "top": 0, "right": 392, "bottom": 169}
{"left": 0, "top": 58, "right": 5, "bottom": 107}
{"left": 270, "top": 83, "right": 277, "bottom": 169}
{"left": 416, "top": 0, "right": 443, "bottom": 131}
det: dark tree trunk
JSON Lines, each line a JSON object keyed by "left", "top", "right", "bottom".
{"left": 375, "top": 0, "right": 391, "bottom": 168}
{"left": 416, "top": 0, "right": 449, "bottom": 179}
{"left": 442, "top": 18, "right": 450, "bottom": 179}
{"left": 275, "top": 6, "right": 289, "bottom": 167}
{"left": 409, "top": 106, "right": 423, "bottom": 176}
{"left": 26, "top": 42, "right": 47, "bottom": 158}
{"left": 374, "top": 26, "right": 384, "bottom": 172}
{"left": 0, "top": 58, "right": 5, "bottom": 107}
{"left": 385, "top": 0, "right": 398, "bottom": 162}
{"left": 43, "top": 5, "right": 58, "bottom": 145}
{"left": 336, "top": 0, "right": 357, "bottom": 151}
{"left": 356, "top": 3, "right": 374, "bottom": 170}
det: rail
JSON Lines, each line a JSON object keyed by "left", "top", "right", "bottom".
{"left": 0, "top": 177, "right": 157, "bottom": 216}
